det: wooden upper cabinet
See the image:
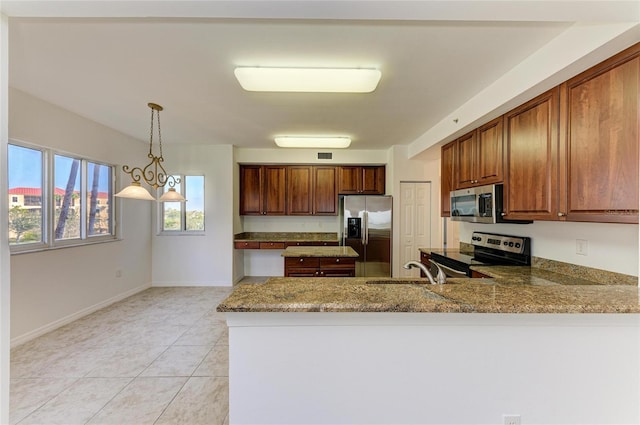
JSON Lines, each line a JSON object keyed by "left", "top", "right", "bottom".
{"left": 440, "top": 140, "right": 456, "bottom": 217}
{"left": 239, "top": 165, "right": 286, "bottom": 215}
{"left": 287, "top": 166, "right": 313, "bottom": 215}
{"left": 263, "top": 166, "right": 287, "bottom": 215}
{"left": 338, "top": 166, "right": 385, "bottom": 195}
{"left": 239, "top": 165, "right": 263, "bottom": 215}
{"left": 476, "top": 117, "right": 504, "bottom": 186}
{"left": 504, "top": 87, "right": 560, "bottom": 221}
{"left": 313, "top": 166, "right": 338, "bottom": 215}
{"left": 560, "top": 44, "right": 639, "bottom": 224}
{"left": 456, "top": 131, "right": 476, "bottom": 188}
{"left": 456, "top": 117, "right": 504, "bottom": 189}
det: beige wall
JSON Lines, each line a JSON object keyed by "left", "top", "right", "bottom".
{"left": 9, "top": 88, "right": 152, "bottom": 343}
{"left": 151, "top": 144, "right": 235, "bottom": 286}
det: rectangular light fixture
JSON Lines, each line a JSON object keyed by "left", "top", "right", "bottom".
{"left": 274, "top": 136, "right": 351, "bottom": 149}
{"left": 234, "top": 67, "right": 381, "bottom": 93}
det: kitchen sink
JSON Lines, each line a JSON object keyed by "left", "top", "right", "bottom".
{"left": 365, "top": 279, "right": 429, "bottom": 285}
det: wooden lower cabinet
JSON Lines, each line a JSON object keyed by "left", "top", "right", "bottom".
{"left": 419, "top": 252, "right": 431, "bottom": 278}
{"left": 234, "top": 241, "right": 260, "bottom": 249}
{"left": 284, "top": 257, "right": 356, "bottom": 277}
{"left": 284, "top": 241, "right": 339, "bottom": 248}
{"left": 259, "top": 242, "right": 285, "bottom": 249}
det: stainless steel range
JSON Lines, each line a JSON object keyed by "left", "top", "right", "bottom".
{"left": 429, "top": 232, "right": 531, "bottom": 278}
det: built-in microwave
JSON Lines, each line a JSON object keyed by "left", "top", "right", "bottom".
{"left": 450, "top": 184, "right": 529, "bottom": 224}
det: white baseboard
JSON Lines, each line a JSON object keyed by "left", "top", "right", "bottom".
{"left": 152, "top": 281, "right": 233, "bottom": 287}
{"left": 10, "top": 283, "right": 150, "bottom": 348}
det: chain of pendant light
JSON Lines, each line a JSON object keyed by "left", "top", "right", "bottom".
{"left": 122, "top": 103, "right": 181, "bottom": 190}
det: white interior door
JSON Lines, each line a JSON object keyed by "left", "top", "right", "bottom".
{"left": 399, "top": 182, "right": 431, "bottom": 277}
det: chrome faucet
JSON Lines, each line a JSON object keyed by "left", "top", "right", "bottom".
{"left": 403, "top": 261, "right": 447, "bottom": 284}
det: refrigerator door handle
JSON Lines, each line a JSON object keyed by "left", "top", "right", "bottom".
{"left": 363, "top": 211, "right": 369, "bottom": 245}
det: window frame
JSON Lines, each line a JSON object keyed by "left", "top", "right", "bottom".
{"left": 8, "top": 139, "right": 118, "bottom": 254}
{"left": 158, "top": 174, "right": 205, "bottom": 235}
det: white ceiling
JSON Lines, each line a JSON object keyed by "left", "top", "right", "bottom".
{"left": 3, "top": 1, "right": 639, "bottom": 153}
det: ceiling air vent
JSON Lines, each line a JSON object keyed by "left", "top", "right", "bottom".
{"left": 317, "top": 152, "right": 332, "bottom": 160}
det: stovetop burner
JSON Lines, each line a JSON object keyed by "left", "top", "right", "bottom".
{"left": 429, "top": 232, "right": 531, "bottom": 276}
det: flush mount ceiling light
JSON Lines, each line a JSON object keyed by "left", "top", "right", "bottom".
{"left": 274, "top": 136, "right": 351, "bottom": 149}
{"left": 234, "top": 67, "right": 381, "bottom": 93}
{"left": 115, "top": 103, "right": 186, "bottom": 202}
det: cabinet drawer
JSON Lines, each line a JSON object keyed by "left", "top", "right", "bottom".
{"left": 285, "top": 268, "right": 318, "bottom": 277}
{"left": 285, "top": 257, "right": 320, "bottom": 268}
{"left": 312, "top": 241, "right": 339, "bottom": 246}
{"left": 234, "top": 241, "right": 260, "bottom": 249}
{"left": 320, "top": 257, "right": 356, "bottom": 268}
{"left": 285, "top": 241, "right": 312, "bottom": 247}
{"left": 259, "top": 242, "right": 285, "bottom": 249}
{"left": 322, "top": 269, "right": 356, "bottom": 277}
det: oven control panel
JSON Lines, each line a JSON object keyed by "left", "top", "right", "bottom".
{"left": 471, "top": 232, "right": 529, "bottom": 254}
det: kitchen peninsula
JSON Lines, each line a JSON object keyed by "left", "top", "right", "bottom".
{"left": 218, "top": 268, "right": 640, "bottom": 424}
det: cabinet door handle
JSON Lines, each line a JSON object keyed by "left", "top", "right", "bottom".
{"left": 335, "top": 258, "right": 340, "bottom": 263}
{"left": 299, "top": 258, "right": 304, "bottom": 262}
{"left": 558, "top": 212, "right": 566, "bottom": 217}
{"left": 501, "top": 212, "right": 507, "bottom": 216}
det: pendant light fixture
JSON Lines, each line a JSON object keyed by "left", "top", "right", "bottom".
{"left": 115, "top": 103, "right": 186, "bottom": 202}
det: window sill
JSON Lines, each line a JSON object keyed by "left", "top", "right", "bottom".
{"left": 10, "top": 236, "right": 121, "bottom": 255}
{"left": 156, "top": 232, "right": 206, "bottom": 237}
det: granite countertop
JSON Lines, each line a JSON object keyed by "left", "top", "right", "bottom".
{"left": 282, "top": 246, "right": 359, "bottom": 258}
{"left": 218, "top": 273, "right": 640, "bottom": 314}
{"left": 234, "top": 232, "right": 338, "bottom": 243}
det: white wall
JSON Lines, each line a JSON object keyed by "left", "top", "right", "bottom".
{"left": 151, "top": 144, "right": 235, "bottom": 286}
{"left": 227, "top": 312, "right": 640, "bottom": 425}
{"left": 388, "top": 145, "right": 460, "bottom": 276}
{"left": 235, "top": 147, "right": 388, "bottom": 167}
{"left": 9, "top": 88, "right": 152, "bottom": 343}
{"left": 0, "top": 13, "right": 10, "bottom": 423}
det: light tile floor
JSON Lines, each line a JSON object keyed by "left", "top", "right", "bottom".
{"left": 10, "top": 286, "right": 238, "bottom": 425}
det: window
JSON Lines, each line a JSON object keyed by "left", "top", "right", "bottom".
{"left": 8, "top": 141, "right": 116, "bottom": 252}
{"left": 160, "top": 175, "right": 204, "bottom": 233}
{"left": 8, "top": 144, "right": 44, "bottom": 247}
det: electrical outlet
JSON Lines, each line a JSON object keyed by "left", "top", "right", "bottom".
{"left": 503, "top": 415, "right": 521, "bottom": 425}
{"left": 503, "top": 414, "right": 521, "bottom": 425}
{"left": 576, "top": 239, "right": 588, "bottom": 256}
{"left": 115, "top": 269, "right": 122, "bottom": 278}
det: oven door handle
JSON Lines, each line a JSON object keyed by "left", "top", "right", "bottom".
{"left": 431, "top": 260, "right": 468, "bottom": 279}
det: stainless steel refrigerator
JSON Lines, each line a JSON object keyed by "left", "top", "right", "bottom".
{"left": 339, "top": 195, "right": 392, "bottom": 277}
